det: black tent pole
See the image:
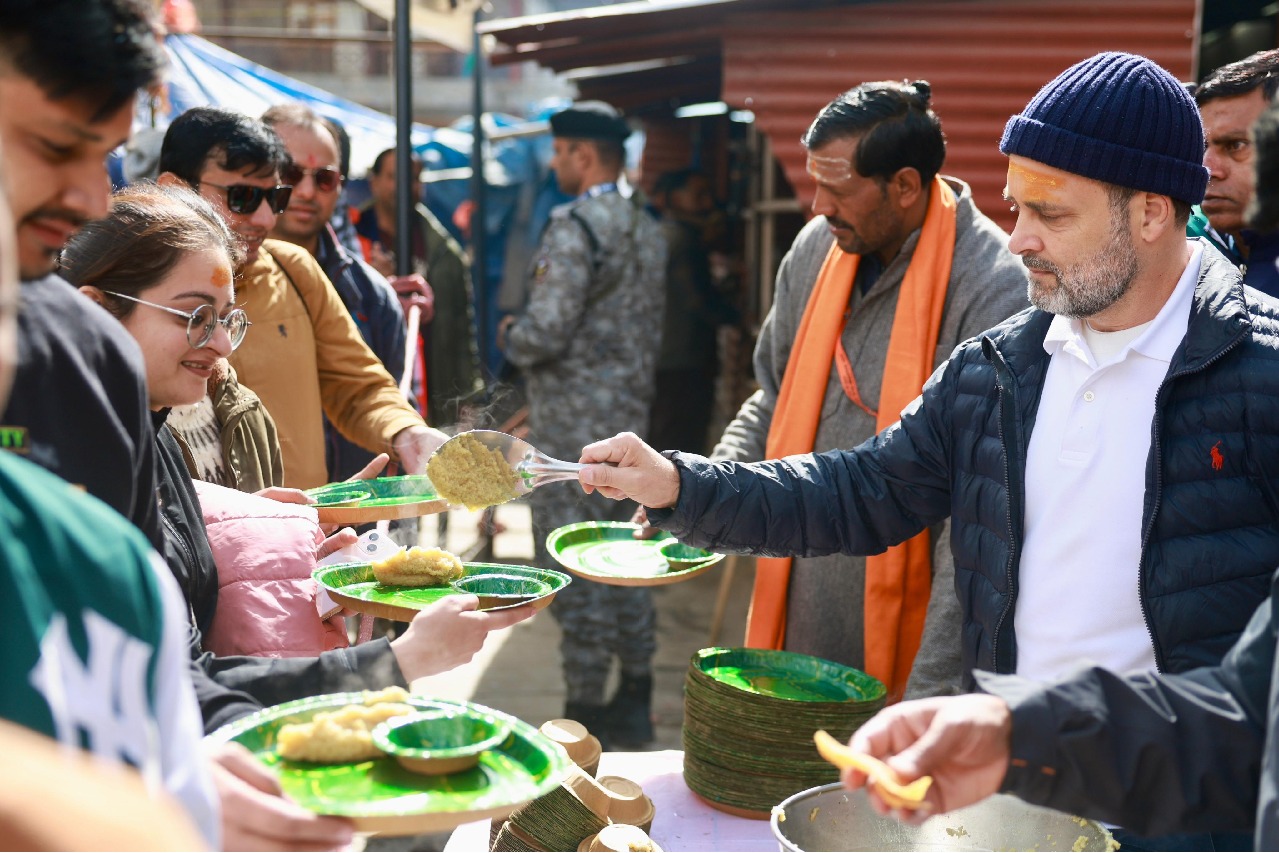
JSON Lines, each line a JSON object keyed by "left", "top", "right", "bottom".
{"left": 470, "top": 4, "right": 489, "bottom": 381}
{"left": 394, "top": 0, "right": 412, "bottom": 277}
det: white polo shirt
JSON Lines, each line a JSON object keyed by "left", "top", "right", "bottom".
{"left": 1014, "top": 240, "right": 1203, "bottom": 681}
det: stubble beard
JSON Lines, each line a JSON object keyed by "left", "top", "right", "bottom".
{"left": 1024, "top": 219, "right": 1139, "bottom": 319}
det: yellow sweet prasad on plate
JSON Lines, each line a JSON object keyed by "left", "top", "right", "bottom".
{"left": 812, "top": 729, "right": 933, "bottom": 810}
{"left": 372, "top": 547, "right": 465, "bottom": 587}
{"left": 277, "top": 687, "right": 416, "bottom": 763}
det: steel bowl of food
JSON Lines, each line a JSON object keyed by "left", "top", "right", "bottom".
{"left": 770, "top": 783, "right": 1114, "bottom": 852}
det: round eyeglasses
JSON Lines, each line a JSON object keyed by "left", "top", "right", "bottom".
{"left": 103, "top": 291, "right": 251, "bottom": 350}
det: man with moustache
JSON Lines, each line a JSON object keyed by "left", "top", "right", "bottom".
{"left": 158, "top": 107, "right": 448, "bottom": 489}
{"left": 0, "top": 4, "right": 360, "bottom": 849}
{"left": 835, "top": 102, "right": 1279, "bottom": 852}
{"left": 0, "top": 0, "right": 165, "bottom": 546}
{"left": 579, "top": 53, "right": 1274, "bottom": 848}
{"left": 705, "top": 81, "right": 1026, "bottom": 700}
{"left": 1194, "top": 49, "right": 1279, "bottom": 296}
{"left": 261, "top": 104, "right": 408, "bottom": 482}
{"left": 0, "top": 11, "right": 218, "bottom": 841}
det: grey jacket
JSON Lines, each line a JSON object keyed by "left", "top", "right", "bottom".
{"left": 504, "top": 189, "right": 667, "bottom": 460}
{"left": 713, "top": 178, "right": 1028, "bottom": 696}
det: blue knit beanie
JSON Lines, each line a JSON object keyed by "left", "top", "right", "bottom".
{"left": 1000, "top": 52, "right": 1208, "bottom": 204}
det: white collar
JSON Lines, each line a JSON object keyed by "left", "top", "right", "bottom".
{"left": 1042, "top": 240, "right": 1204, "bottom": 366}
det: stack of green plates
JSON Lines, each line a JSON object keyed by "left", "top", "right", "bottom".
{"left": 682, "top": 647, "right": 886, "bottom": 817}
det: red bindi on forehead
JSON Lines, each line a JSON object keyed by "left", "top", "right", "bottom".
{"left": 298, "top": 151, "right": 328, "bottom": 167}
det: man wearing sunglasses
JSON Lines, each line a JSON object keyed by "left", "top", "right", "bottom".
{"left": 261, "top": 104, "right": 411, "bottom": 483}
{"left": 158, "top": 107, "right": 448, "bottom": 490}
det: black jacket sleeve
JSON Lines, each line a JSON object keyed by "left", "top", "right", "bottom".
{"left": 196, "top": 638, "right": 407, "bottom": 721}
{"left": 6, "top": 278, "right": 164, "bottom": 550}
{"left": 188, "top": 636, "right": 264, "bottom": 735}
{"left": 647, "top": 352, "right": 960, "bottom": 557}
{"left": 982, "top": 572, "right": 1275, "bottom": 838}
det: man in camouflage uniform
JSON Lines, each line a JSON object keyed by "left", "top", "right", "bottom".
{"left": 498, "top": 102, "right": 666, "bottom": 747}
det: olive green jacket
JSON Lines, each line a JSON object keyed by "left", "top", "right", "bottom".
{"left": 172, "top": 361, "right": 285, "bottom": 494}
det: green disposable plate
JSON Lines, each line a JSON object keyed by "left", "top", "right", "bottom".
{"left": 545, "top": 521, "right": 724, "bottom": 587}
{"left": 305, "top": 475, "right": 448, "bottom": 524}
{"left": 306, "top": 474, "right": 437, "bottom": 506}
{"left": 314, "top": 561, "right": 571, "bottom": 621}
{"left": 689, "top": 647, "right": 885, "bottom": 705}
{"left": 206, "top": 693, "right": 572, "bottom": 836}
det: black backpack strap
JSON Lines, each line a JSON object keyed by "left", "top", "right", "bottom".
{"left": 569, "top": 200, "right": 647, "bottom": 310}
{"left": 568, "top": 209, "right": 603, "bottom": 275}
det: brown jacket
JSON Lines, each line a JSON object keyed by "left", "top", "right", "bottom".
{"left": 229, "top": 240, "right": 424, "bottom": 489}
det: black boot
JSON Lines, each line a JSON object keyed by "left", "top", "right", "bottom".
{"left": 606, "top": 674, "right": 654, "bottom": 749}
{"left": 563, "top": 701, "right": 612, "bottom": 751}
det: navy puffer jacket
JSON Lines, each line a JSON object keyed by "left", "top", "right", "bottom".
{"left": 653, "top": 244, "right": 1279, "bottom": 682}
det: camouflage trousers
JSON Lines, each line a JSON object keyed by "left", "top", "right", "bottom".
{"left": 531, "top": 486, "right": 657, "bottom": 705}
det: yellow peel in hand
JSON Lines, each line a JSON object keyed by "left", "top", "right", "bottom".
{"left": 813, "top": 729, "right": 933, "bottom": 810}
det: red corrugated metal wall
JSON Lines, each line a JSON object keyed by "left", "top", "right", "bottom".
{"left": 637, "top": 115, "right": 735, "bottom": 194}
{"left": 639, "top": 116, "right": 697, "bottom": 192}
{"left": 722, "top": 0, "right": 1198, "bottom": 230}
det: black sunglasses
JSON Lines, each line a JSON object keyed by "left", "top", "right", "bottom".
{"left": 202, "top": 181, "right": 293, "bottom": 215}
{"left": 281, "top": 163, "right": 342, "bottom": 193}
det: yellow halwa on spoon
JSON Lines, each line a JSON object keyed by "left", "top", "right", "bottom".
{"left": 813, "top": 729, "right": 933, "bottom": 810}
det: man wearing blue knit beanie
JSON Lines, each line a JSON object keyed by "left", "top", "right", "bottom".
{"left": 578, "top": 52, "right": 1277, "bottom": 849}
{"left": 828, "top": 51, "right": 1279, "bottom": 849}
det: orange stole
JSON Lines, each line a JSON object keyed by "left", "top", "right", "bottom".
{"left": 744, "top": 177, "right": 957, "bottom": 700}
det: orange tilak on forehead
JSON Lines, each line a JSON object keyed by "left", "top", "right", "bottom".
{"left": 1006, "top": 160, "right": 1065, "bottom": 203}
{"left": 211, "top": 264, "right": 233, "bottom": 289}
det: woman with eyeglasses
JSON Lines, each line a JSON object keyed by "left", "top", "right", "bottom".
{"left": 59, "top": 183, "right": 533, "bottom": 707}
{"left": 60, "top": 182, "right": 324, "bottom": 652}
{"left": 63, "top": 183, "right": 281, "bottom": 494}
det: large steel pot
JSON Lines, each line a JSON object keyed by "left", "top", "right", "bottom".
{"left": 771, "top": 783, "right": 1114, "bottom": 851}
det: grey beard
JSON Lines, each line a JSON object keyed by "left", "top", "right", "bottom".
{"left": 1025, "top": 231, "right": 1139, "bottom": 319}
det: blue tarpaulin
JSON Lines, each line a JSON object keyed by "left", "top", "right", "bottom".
{"left": 139, "top": 33, "right": 566, "bottom": 376}
{"left": 163, "top": 33, "right": 440, "bottom": 178}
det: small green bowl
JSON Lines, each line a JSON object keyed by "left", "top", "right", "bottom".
{"left": 371, "top": 710, "right": 509, "bottom": 775}
{"left": 659, "top": 539, "right": 717, "bottom": 569}
{"left": 309, "top": 483, "right": 373, "bottom": 508}
{"left": 451, "top": 573, "right": 552, "bottom": 610}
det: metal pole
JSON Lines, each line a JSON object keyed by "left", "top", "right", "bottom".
{"left": 470, "top": 4, "right": 489, "bottom": 380}
{"left": 394, "top": 0, "right": 413, "bottom": 277}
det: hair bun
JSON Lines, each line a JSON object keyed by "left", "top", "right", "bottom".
{"left": 909, "top": 80, "right": 932, "bottom": 106}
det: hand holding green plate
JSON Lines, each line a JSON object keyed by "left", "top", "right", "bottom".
{"left": 314, "top": 561, "right": 572, "bottom": 621}
{"left": 546, "top": 521, "right": 724, "bottom": 587}
{"left": 206, "top": 694, "right": 571, "bottom": 836}
{"left": 304, "top": 475, "right": 448, "bottom": 523}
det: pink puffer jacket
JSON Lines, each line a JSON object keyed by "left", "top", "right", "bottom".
{"left": 194, "top": 480, "right": 348, "bottom": 657}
